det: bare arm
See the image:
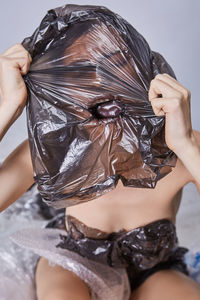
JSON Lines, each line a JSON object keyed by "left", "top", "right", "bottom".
{"left": 0, "top": 43, "right": 32, "bottom": 141}
{"left": 148, "top": 74, "right": 200, "bottom": 195}
{"left": 0, "top": 43, "right": 33, "bottom": 212}
{"left": 0, "top": 139, "right": 34, "bottom": 212}
{"left": 0, "top": 102, "right": 23, "bottom": 141}
{"left": 177, "top": 129, "right": 200, "bottom": 194}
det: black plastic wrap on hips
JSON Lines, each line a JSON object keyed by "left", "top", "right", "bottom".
{"left": 21, "top": 4, "right": 177, "bottom": 209}
{"left": 55, "top": 218, "right": 189, "bottom": 270}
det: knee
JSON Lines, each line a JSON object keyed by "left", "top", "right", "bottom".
{"left": 41, "top": 289, "right": 91, "bottom": 300}
{"left": 130, "top": 270, "right": 200, "bottom": 300}
{"left": 37, "top": 280, "right": 91, "bottom": 300}
{"left": 35, "top": 257, "right": 91, "bottom": 300}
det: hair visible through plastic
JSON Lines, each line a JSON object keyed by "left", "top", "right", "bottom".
{"left": 21, "top": 4, "right": 177, "bottom": 209}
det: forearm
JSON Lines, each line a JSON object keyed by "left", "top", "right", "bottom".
{"left": 0, "top": 101, "right": 23, "bottom": 142}
{"left": 175, "top": 134, "right": 200, "bottom": 185}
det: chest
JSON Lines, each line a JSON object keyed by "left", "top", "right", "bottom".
{"left": 66, "top": 157, "right": 189, "bottom": 231}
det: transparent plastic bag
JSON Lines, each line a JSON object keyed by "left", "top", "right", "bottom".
{"left": 21, "top": 4, "right": 177, "bottom": 209}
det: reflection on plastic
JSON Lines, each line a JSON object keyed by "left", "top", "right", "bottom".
{"left": 21, "top": 4, "right": 177, "bottom": 209}
{"left": 2, "top": 186, "right": 130, "bottom": 300}
{"left": 2, "top": 186, "right": 199, "bottom": 300}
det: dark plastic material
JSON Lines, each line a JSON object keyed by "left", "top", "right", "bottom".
{"left": 21, "top": 4, "right": 177, "bottom": 209}
{"left": 55, "top": 217, "right": 189, "bottom": 291}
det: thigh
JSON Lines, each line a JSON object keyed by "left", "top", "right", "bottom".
{"left": 130, "top": 269, "right": 200, "bottom": 300}
{"left": 35, "top": 256, "right": 91, "bottom": 300}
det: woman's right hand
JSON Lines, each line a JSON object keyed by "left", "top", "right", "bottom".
{"left": 0, "top": 43, "right": 32, "bottom": 110}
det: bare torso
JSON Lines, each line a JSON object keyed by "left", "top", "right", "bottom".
{"left": 65, "top": 157, "right": 191, "bottom": 233}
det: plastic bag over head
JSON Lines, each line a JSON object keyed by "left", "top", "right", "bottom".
{"left": 21, "top": 4, "right": 177, "bottom": 209}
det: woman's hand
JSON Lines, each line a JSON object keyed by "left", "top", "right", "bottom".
{"left": 148, "top": 73, "right": 193, "bottom": 154}
{"left": 0, "top": 43, "right": 32, "bottom": 141}
{"left": 0, "top": 43, "right": 32, "bottom": 110}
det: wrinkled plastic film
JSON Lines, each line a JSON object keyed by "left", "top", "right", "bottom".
{"left": 0, "top": 184, "right": 130, "bottom": 300}
{"left": 21, "top": 4, "right": 177, "bottom": 209}
{"left": 10, "top": 227, "right": 131, "bottom": 300}
{"left": 0, "top": 185, "right": 45, "bottom": 300}
{"left": 0, "top": 185, "right": 199, "bottom": 300}
{"left": 56, "top": 217, "right": 189, "bottom": 268}
{"left": 55, "top": 217, "right": 190, "bottom": 291}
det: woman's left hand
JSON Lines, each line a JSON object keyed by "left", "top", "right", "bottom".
{"left": 148, "top": 73, "right": 193, "bottom": 154}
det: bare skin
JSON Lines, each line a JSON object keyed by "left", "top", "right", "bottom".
{"left": 65, "top": 157, "right": 191, "bottom": 233}
{"left": 35, "top": 145, "right": 200, "bottom": 300}
{"left": 1, "top": 138, "right": 200, "bottom": 300}
{"left": 1, "top": 43, "right": 200, "bottom": 300}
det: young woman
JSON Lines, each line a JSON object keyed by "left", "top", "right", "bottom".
{"left": 0, "top": 43, "right": 200, "bottom": 300}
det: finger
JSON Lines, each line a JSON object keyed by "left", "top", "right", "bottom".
{"left": 17, "top": 59, "right": 31, "bottom": 75}
{"left": 1, "top": 44, "right": 32, "bottom": 63}
{"left": 4, "top": 52, "right": 32, "bottom": 65}
{"left": 148, "top": 78, "right": 182, "bottom": 101}
{"left": 155, "top": 73, "right": 191, "bottom": 99}
{"left": 156, "top": 73, "right": 178, "bottom": 83}
{"left": 150, "top": 97, "right": 182, "bottom": 116}
{"left": 8, "top": 56, "right": 31, "bottom": 75}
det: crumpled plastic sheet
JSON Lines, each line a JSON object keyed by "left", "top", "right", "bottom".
{"left": 0, "top": 185, "right": 46, "bottom": 300}
{"left": 0, "top": 184, "right": 199, "bottom": 300}
{"left": 21, "top": 3, "right": 177, "bottom": 209}
{"left": 0, "top": 185, "right": 131, "bottom": 300}
{"left": 11, "top": 228, "right": 131, "bottom": 300}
